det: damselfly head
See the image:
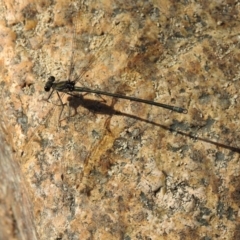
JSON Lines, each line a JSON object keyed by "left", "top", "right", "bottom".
{"left": 44, "top": 76, "right": 55, "bottom": 92}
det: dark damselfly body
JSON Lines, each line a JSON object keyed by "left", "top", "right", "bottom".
{"left": 44, "top": 76, "right": 188, "bottom": 121}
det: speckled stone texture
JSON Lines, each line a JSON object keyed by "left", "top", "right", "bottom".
{"left": 1, "top": 0, "right": 240, "bottom": 239}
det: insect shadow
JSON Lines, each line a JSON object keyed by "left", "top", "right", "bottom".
{"left": 66, "top": 94, "right": 240, "bottom": 154}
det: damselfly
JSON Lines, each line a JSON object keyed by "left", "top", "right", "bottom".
{"left": 42, "top": 9, "right": 187, "bottom": 121}
{"left": 44, "top": 75, "right": 187, "bottom": 122}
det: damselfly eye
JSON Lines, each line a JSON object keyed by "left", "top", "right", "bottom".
{"left": 48, "top": 76, "right": 55, "bottom": 82}
{"left": 44, "top": 76, "right": 55, "bottom": 92}
{"left": 44, "top": 86, "right": 51, "bottom": 92}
